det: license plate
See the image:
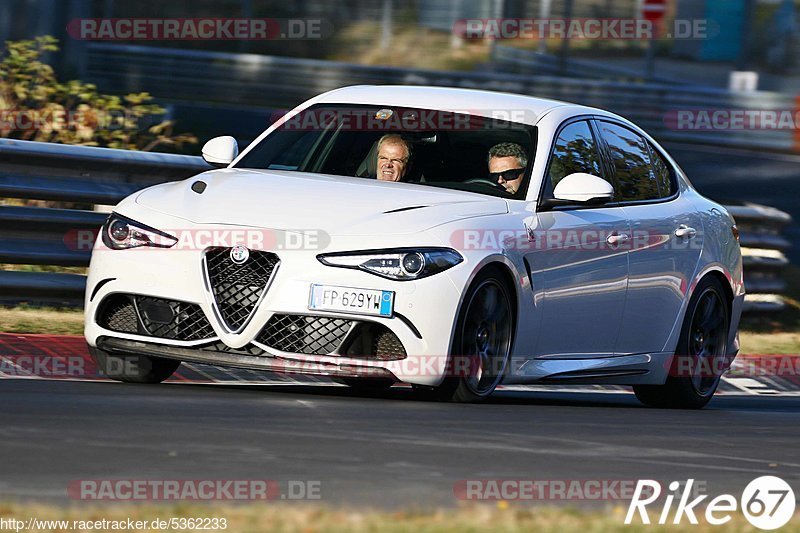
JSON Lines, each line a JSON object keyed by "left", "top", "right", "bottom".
{"left": 309, "top": 284, "right": 394, "bottom": 317}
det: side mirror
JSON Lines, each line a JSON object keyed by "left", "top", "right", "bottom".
{"left": 202, "top": 136, "right": 239, "bottom": 166}
{"left": 553, "top": 173, "right": 614, "bottom": 204}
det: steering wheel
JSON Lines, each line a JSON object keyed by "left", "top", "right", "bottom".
{"left": 464, "top": 177, "right": 507, "bottom": 191}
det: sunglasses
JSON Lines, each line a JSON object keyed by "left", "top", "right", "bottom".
{"left": 489, "top": 168, "right": 525, "bottom": 182}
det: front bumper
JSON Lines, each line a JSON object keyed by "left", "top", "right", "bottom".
{"left": 85, "top": 238, "right": 465, "bottom": 387}
{"left": 96, "top": 336, "right": 398, "bottom": 380}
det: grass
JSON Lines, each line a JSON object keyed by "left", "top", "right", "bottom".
{"left": 0, "top": 502, "right": 791, "bottom": 532}
{"left": 0, "top": 306, "right": 84, "bottom": 335}
{"left": 739, "top": 266, "right": 800, "bottom": 334}
{"left": 0, "top": 264, "right": 88, "bottom": 275}
{"left": 739, "top": 332, "right": 800, "bottom": 355}
{"left": 736, "top": 265, "right": 800, "bottom": 354}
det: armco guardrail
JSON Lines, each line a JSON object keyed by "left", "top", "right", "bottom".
{"left": 0, "top": 138, "right": 209, "bottom": 306}
{"left": 0, "top": 138, "right": 791, "bottom": 311}
{"left": 83, "top": 43, "right": 799, "bottom": 153}
{"left": 490, "top": 45, "right": 687, "bottom": 86}
{"left": 723, "top": 201, "right": 793, "bottom": 313}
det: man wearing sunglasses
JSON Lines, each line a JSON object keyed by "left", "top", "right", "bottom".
{"left": 487, "top": 142, "right": 528, "bottom": 194}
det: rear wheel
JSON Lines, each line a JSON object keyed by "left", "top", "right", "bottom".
{"left": 436, "top": 269, "right": 514, "bottom": 403}
{"left": 89, "top": 345, "right": 180, "bottom": 384}
{"left": 633, "top": 277, "right": 731, "bottom": 409}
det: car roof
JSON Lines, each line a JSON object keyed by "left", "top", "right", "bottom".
{"left": 309, "top": 85, "right": 609, "bottom": 126}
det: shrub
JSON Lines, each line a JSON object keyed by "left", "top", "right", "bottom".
{"left": 0, "top": 36, "right": 196, "bottom": 151}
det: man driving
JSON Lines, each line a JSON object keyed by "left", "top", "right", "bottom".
{"left": 376, "top": 134, "right": 411, "bottom": 182}
{"left": 487, "top": 142, "right": 527, "bottom": 194}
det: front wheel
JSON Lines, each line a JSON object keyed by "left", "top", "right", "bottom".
{"left": 633, "top": 277, "right": 731, "bottom": 409}
{"left": 436, "top": 269, "right": 514, "bottom": 403}
{"left": 89, "top": 345, "right": 180, "bottom": 384}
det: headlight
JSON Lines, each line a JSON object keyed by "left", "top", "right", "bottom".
{"left": 101, "top": 213, "right": 178, "bottom": 250}
{"left": 317, "top": 248, "right": 463, "bottom": 281}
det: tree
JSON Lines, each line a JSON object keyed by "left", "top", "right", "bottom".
{"left": 0, "top": 36, "right": 196, "bottom": 151}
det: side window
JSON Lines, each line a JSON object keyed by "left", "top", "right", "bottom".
{"left": 648, "top": 142, "right": 675, "bottom": 198}
{"left": 597, "top": 121, "right": 659, "bottom": 202}
{"left": 547, "top": 121, "right": 603, "bottom": 188}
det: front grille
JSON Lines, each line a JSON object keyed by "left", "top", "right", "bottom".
{"left": 96, "top": 294, "right": 215, "bottom": 341}
{"left": 205, "top": 247, "right": 279, "bottom": 331}
{"left": 258, "top": 314, "right": 354, "bottom": 355}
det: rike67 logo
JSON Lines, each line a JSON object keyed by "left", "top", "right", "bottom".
{"left": 626, "top": 477, "right": 795, "bottom": 530}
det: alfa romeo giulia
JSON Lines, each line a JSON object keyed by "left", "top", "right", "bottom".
{"left": 84, "top": 86, "right": 744, "bottom": 407}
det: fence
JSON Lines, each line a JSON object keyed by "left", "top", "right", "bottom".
{"left": 0, "top": 137, "right": 790, "bottom": 312}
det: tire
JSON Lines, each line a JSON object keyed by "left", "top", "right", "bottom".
{"left": 337, "top": 377, "right": 394, "bottom": 391}
{"left": 633, "top": 276, "right": 731, "bottom": 409}
{"left": 435, "top": 268, "right": 514, "bottom": 403}
{"left": 89, "top": 345, "right": 180, "bottom": 384}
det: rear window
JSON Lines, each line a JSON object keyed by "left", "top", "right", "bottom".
{"left": 647, "top": 142, "right": 676, "bottom": 198}
{"left": 597, "top": 121, "right": 660, "bottom": 202}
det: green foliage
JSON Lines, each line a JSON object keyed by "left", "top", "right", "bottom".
{"left": 0, "top": 36, "right": 197, "bottom": 151}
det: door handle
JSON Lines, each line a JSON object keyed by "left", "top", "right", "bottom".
{"left": 606, "top": 233, "right": 630, "bottom": 246}
{"left": 675, "top": 225, "right": 697, "bottom": 239}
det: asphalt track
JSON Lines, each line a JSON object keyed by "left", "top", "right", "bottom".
{"left": 0, "top": 377, "right": 799, "bottom": 508}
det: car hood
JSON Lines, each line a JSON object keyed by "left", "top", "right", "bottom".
{"left": 134, "top": 168, "right": 508, "bottom": 235}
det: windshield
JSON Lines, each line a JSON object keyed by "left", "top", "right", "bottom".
{"left": 234, "top": 104, "right": 537, "bottom": 199}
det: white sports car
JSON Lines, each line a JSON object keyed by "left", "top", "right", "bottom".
{"left": 85, "top": 86, "right": 743, "bottom": 407}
